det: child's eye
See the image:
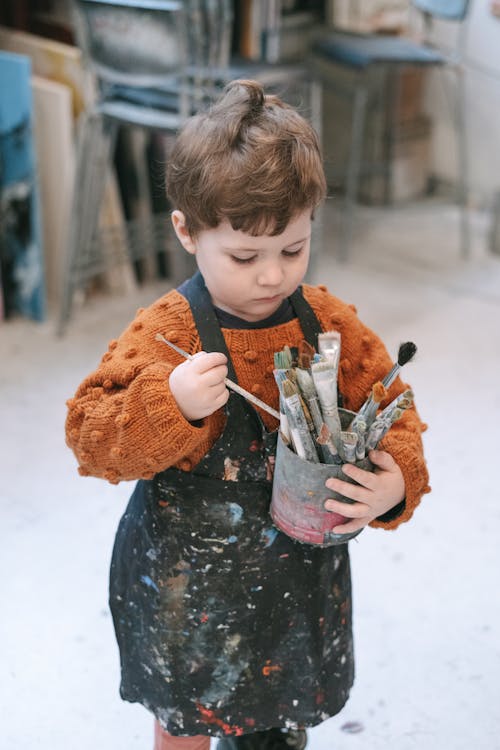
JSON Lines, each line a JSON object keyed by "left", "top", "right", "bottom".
{"left": 231, "top": 255, "right": 256, "bottom": 264}
{"left": 282, "top": 246, "right": 304, "bottom": 258}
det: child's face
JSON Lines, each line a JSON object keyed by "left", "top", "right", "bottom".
{"left": 173, "top": 209, "right": 312, "bottom": 322}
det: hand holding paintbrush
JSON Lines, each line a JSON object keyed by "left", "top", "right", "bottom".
{"left": 156, "top": 333, "right": 280, "bottom": 420}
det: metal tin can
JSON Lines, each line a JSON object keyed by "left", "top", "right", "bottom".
{"left": 270, "top": 409, "right": 372, "bottom": 547}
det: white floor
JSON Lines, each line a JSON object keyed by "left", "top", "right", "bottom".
{"left": 1, "top": 200, "right": 500, "bottom": 750}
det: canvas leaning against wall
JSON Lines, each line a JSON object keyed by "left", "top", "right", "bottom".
{"left": 0, "top": 50, "right": 45, "bottom": 321}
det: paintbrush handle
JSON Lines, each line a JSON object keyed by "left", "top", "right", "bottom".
{"left": 223, "top": 379, "right": 280, "bottom": 420}
{"left": 359, "top": 360, "right": 401, "bottom": 417}
{"left": 155, "top": 334, "right": 280, "bottom": 420}
{"left": 381, "top": 363, "right": 400, "bottom": 389}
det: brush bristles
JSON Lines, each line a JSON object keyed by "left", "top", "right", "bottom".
{"left": 282, "top": 379, "right": 298, "bottom": 399}
{"left": 372, "top": 381, "right": 387, "bottom": 404}
{"left": 397, "top": 342, "right": 417, "bottom": 366}
{"left": 298, "top": 339, "right": 316, "bottom": 360}
{"left": 298, "top": 352, "right": 311, "bottom": 370}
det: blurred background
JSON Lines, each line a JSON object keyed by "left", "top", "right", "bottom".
{"left": 1, "top": 2, "right": 499, "bottom": 749}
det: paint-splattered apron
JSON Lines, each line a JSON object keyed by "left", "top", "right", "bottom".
{"left": 109, "top": 273, "right": 354, "bottom": 736}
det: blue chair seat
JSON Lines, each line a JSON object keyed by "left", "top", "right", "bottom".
{"left": 102, "top": 83, "right": 180, "bottom": 112}
{"left": 313, "top": 32, "right": 445, "bottom": 69}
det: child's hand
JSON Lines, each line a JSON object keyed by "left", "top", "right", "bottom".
{"left": 169, "top": 351, "right": 229, "bottom": 421}
{"left": 323, "top": 450, "right": 405, "bottom": 533}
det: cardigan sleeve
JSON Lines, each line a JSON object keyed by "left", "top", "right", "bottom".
{"left": 304, "top": 284, "right": 431, "bottom": 530}
{"left": 65, "top": 293, "right": 219, "bottom": 483}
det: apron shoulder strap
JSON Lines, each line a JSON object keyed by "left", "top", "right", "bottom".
{"left": 289, "top": 286, "right": 344, "bottom": 407}
{"left": 179, "top": 271, "right": 238, "bottom": 382}
{"left": 289, "top": 286, "right": 323, "bottom": 350}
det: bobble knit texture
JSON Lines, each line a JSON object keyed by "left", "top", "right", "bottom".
{"left": 65, "top": 284, "right": 430, "bottom": 529}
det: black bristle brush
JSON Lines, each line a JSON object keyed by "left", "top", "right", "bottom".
{"left": 382, "top": 341, "right": 417, "bottom": 389}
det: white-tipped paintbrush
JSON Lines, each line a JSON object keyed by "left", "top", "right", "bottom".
{"left": 311, "top": 359, "right": 342, "bottom": 447}
{"left": 155, "top": 333, "right": 280, "bottom": 420}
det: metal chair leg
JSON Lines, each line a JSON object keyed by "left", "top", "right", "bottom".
{"left": 305, "top": 75, "right": 323, "bottom": 284}
{"left": 339, "top": 82, "right": 368, "bottom": 262}
{"left": 57, "top": 111, "right": 118, "bottom": 334}
{"left": 455, "top": 65, "right": 470, "bottom": 259}
{"left": 310, "top": 76, "right": 323, "bottom": 148}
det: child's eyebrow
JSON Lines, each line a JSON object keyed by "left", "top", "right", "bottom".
{"left": 285, "top": 235, "right": 311, "bottom": 248}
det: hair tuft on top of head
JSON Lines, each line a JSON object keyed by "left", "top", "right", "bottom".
{"left": 211, "top": 80, "right": 266, "bottom": 148}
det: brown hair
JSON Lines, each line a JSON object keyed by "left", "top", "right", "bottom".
{"left": 166, "top": 79, "right": 326, "bottom": 237}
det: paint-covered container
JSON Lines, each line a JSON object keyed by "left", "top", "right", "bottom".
{"left": 270, "top": 409, "right": 373, "bottom": 547}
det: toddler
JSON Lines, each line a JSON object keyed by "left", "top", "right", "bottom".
{"left": 66, "top": 80, "right": 430, "bottom": 750}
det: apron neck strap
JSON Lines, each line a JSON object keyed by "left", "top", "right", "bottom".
{"left": 289, "top": 286, "right": 323, "bottom": 350}
{"left": 181, "top": 271, "right": 238, "bottom": 382}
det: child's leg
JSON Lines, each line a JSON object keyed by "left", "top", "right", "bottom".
{"left": 154, "top": 722, "right": 211, "bottom": 750}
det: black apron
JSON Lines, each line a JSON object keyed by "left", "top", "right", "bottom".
{"left": 109, "top": 273, "right": 354, "bottom": 736}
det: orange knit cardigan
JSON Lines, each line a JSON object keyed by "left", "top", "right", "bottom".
{"left": 65, "top": 283, "right": 430, "bottom": 530}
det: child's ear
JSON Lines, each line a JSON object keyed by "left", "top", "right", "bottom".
{"left": 171, "top": 210, "right": 197, "bottom": 255}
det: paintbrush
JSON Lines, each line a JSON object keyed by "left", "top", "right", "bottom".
{"left": 378, "top": 388, "right": 414, "bottom": 417}
{"left": 274, "top": 346, "right": 293, "bottom": 371}
{"left": 339, "top": 431, "right": 358, "bottom": 463}
{"left": 356, "top": 342, "right": 417, "bottom": 425}
{"left": 281, "top": 378, "right": 320, "bottom": 462}
{"left": 298, "top": 339, "right": 316, "bottom": 364}
{"left": 382, "top": 342, "right": 417, "bottom": 389}
{"left": 295, "top": 347, "right": 338, "bottom": 464}
{"left": 365, "top": 408, "right": 404, "bottom": 451}
{"left": 354, "top": 381, "right": 388, "bottom": 428}
{"left": 311, "top": 359, "right": 342, "bottom": 448}
{"left": 155, "top": 333, "right": 280, "bottom": 420}
{"left": 317, "top": 330, "right": 341, "bottom": 366}
{"left": 273, "top": 368, "right": 292, "bottom": 443}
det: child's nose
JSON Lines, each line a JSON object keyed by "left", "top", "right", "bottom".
{"left": 257, "top": 261, "right": 284, "bottom": 287}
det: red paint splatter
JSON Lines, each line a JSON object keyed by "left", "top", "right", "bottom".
{"left": 158, "top": 500, "right": 169, "bottom": 507}
{"left": 196, "top": 704, "right": 244, "bottom": 735}
{"left": 248, "top": 440, "right": 262, "bottom": 452}
{"left": 244, "top": 718, "right": 256, "bottom": 727}
{"left": 262, "top": 660, "right": 281, "bottom": 676}
{"left": 200, "top": 612, "right": 209, "bottom": 623}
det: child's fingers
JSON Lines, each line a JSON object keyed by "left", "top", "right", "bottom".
{"left": 325, "top": 467, "right": 375, "bottom": 496}
{"left": 208, "top": 379, "right": 229, "bottom": 400}
{"left": 213, "top": 387, "right": 230, "bottom": 409}
{"left": 190, "top": 351, "right": 228, "bottom": 373}
{"left": 331, "top": 517, "right": 367, "bottom": 535}
{"left": 196, "top": 385, "right": 229, "bottom": 418}
{"left": 204, "top": 365, "right": 229, "bottom": 387}
{"left": 324, "top": 496, "right": 368, "bottom": 518}
{"left": 368, "top": 449, "right": 397, "bottom": 471}
{"left": 324, "top": 477, "right": 366, "bottom": 503}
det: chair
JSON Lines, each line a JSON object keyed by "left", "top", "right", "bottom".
{"left": 58, "top": 0, "right": 322, "bottom": 334}
{"left": 311, "top": 0, "right": 471, "bottom": 261}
